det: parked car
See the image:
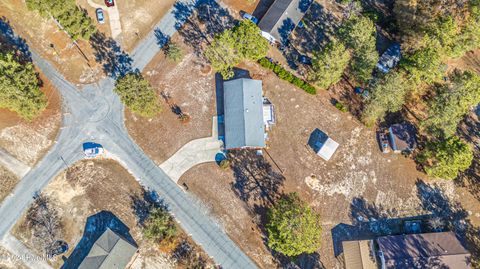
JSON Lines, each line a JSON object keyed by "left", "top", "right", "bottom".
{"left": 240, "top": 11, "right": 259, "bottom": 24}
{"left": 83, "top": 142, "right": 104, "bottom": 157}
{"left": 96, "top": 8, "right": 105, "bottom": 24}
{"left": 377, "top": 130, "right": 390, "bottom": 153}
{"left": 105, "top": 0, "right": 115, "bottom": 7}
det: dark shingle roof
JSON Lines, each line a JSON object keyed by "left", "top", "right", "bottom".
{"left": 258, "top": 0, "right": 312, "bottom": 42}
{"left": 224, "top": 78, "right": 265, "bottom": 149}
{"left": 377, "top": 232, "right": 471, "bottom": 269}
{"left": 78, "top": 228, "right": 137, "bottom": 269}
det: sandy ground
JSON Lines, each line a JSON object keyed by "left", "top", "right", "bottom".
{"left": 0, "top": 165, "right": 18, "bottom": 203}
{"left": 0, "top": 72, "right": 61, "bottom": 167}
{"left": 0, "top": 246, "right": 28, "bottom": 269}
{"left": 12, "top": 159, "right": 213, "bottom": 269}
{"left": 126, "top": 35, "right": 216, "bottom": 164}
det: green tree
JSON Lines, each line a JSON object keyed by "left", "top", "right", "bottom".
{"left": 400, "top": 46, "right": 444, "bottom": 86}
{"left": 143, "top": 207, "right": 178, "bottom": 242}
{"left": 362, "top": 70, "right": 412, "bottom": 126}
{"left": 417, "top": 136, "right": 473, "bottom": 180}
{"left": 423, "top": 71, "right": 480, "bottom": 137}
{"left": 0, "top": 52, "right": 47, "bottom": 120}
{"left": 26, "top": 0, "right": 97, "bottom": 40}
{"left": 339, "top": 15, "right": 378, "bottom": 82}
{"left": 114, "top": 73, "right": 162, "bottom": 117}
{"left": 266, "top": 193, "right": 322, "bottom": 257}
{"left": 308, "top": 40, "right": 351, "bottom": 89}
{"left": 165, "top": 42, "right": 184, "bottom": 62}
{"left": 205, "top": 20, "right": 269, "bottom": 79}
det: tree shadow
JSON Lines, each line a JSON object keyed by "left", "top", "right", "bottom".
{"left": 457, "top": 112, "right": 480, "bottom": 201}
{"left": 90, "top": 32, "right": 135, "bottom": 78}
{"left": 154, "top": 29, "right": 170, "bottom": 49}
{"left": 172, "top": 0, "right": 235, "bottom": 56}
{"left": 0, "top": 17, "right": 32, "bottom": 61}
{"left": 61, "top": 211, "right": 137, "bottom": 269}
{"left": 130, "top": 189, "right": 166, "bottom": 227}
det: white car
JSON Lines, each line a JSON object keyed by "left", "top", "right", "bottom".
{"left": 83, "top": 142, "right": 104, "bottom": 158}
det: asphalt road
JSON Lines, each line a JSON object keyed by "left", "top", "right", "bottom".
{"left": 0, "top": 1, "right": 259, "bottom": 268}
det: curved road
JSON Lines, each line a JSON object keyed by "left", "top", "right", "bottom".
{"left": 0, "top": 1, "right": 258, "bottom": 268}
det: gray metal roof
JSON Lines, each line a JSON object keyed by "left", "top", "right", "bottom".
{"left": 78, "top": 228, "right": 137, "bottom": 269}
{"left": 224, "top": 78, "right": 265, "bottom": 149}
{"left": 377, "top": 232, "right": 471, "bottom": 269}
{"left": 258, "top": 0, "right": 311, "bottom": 42}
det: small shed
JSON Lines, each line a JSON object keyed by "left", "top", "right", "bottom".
{"left": 308, "top": 128, "right": 339, "bottom": 161}
{"left": 388, "top": 123, "right": 417, "bottom": 153}
{"left": 376, "top": 43, "right": 401, "bottom": 73}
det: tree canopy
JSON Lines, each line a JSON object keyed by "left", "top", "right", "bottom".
{"left": 0, "top": 52, "right": 47, "bottom": 120}
{"left": 417, "top": 136, "right": 473, "bottom": 180}
{"left": 266, "top": 193, "right": 322, "bottom": 257}
{"left": 143, "top": 207, "right": 178, "bottom": 243}
{"left": 114, "top": 73, "right": 162, "bottom": 117}
{"left": 362, "top": 70, "right": 412, "bottom": 126}
{"left": 308, "top": 40, "right": 351, "bottom": 89}
{"left": 422, "top": 71, "right": 480, "bottom": 137}
{"left": 400, "top": 46, "right": 444, "bottom": 86}
{"left": 26, "top": 0, "right": 97, "bottom": 40}
{"left": 205, "top": 20, "right": 269, "bottom": 79}
{"left": 339, "top": 15, "right": 379, "bottom": 82}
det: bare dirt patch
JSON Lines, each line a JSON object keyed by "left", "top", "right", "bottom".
{"left": 12, "top": 159, "right": 213, "bottom": 268}
{"left": 0, "top": 72, "right": 61, "bottom": 166}
{"left": 126, "top": 35, "right": 216, "bottom": 164}
{"left": 0, "top": 165, "right": 18, "bottom": 203}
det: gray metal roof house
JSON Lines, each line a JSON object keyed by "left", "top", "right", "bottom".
{"left": 78, "top": 228, "right": 138, "bottom": 269}
{"left": 258, "top": 0, "right": 312, "bottom": 43}
{"left": 224, "top": 78, "right": 265, "bottom": 150}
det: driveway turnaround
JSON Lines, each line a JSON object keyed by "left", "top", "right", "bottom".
{"left": 0, "top": 2, "right": 259, "bottom": 268}
{"left": 160, "top": 117, "right": 223, "bottom": 182}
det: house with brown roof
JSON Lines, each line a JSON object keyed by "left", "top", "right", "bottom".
{"left": 342, "top": 232, "right": 471, "bottom": 269}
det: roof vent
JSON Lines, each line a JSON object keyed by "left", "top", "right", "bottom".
{"left": 245, "top": 109, "right": 249, "bottom": 113}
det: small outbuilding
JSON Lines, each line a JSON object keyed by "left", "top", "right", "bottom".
{"left": 388, "top": 123, "right": 417, "bottom": 153}
{"left": 377, "top": 43, "right": 401, "bottom": 73}
{"left": 308, "top": 128, "right": 339, "bottom": 161}
{"left": 258, "top": 0, "right": 313, "bottom": 43}
{"left": 224, "top": 78, "right": 266, "bottom": 150}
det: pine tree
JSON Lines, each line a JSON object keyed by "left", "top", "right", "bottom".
{"left": 309, "top": 40, "right": 351, "bottom": 90}
{"left": 114, "top": 73, "right": 162, "bottom": 117}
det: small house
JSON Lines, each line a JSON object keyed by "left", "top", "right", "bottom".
{"left": 377, "top": 43, "right": 401, "bottom": 73}
{"left": 342, "top": 232, "right": 471, "bottom": 269}
{"left": 258, "top": 0, "right": 312, "bottom": 44}
{"left": 308, "top": 128, "right": 339, "bottom": 161}
{"left": 388, "top": 123, "right": 417, "bottom": 153}
{"left": 224, "top": 78, "right": 266, "bottom": 150}
{"left": 78, "top": 228, "right": 138, "bottom": 269}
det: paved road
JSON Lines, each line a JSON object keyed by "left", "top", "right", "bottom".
{"left": 0, "top": 1, "right": 259, "bottom": 268}
{"left": 0, "top": 148, "right": 30, "bottom": 178}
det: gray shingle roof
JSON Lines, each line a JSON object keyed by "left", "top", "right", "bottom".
{"left": 224, "top": 78, "right": 265, "bottom": 149}
{"left": 78, "top": 228, "right": 137, "bottom": 269}
{"left": 258, "top": 0, "right": 311, "bottom": 42}
{"left": 377, "top": 232, "right": 471, "bottom": 269}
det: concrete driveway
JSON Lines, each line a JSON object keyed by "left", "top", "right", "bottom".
{"left": 0, "top": 148, "right": 30, "bottom": 178}
{"left": 87, "top": 0, "right": 122, "bottom": 39}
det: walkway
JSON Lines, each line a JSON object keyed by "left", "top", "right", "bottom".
{"left": 0, "top": 1, "right": 259, "bottom": 268}
{"left": 0, "top": 148, "right": 30, "bottom": 178}
{"left": 1, "top": 233, "right": 52, "bottom": 269}
{"left": 160, "top": 117, "right": 223, "bottom": 183}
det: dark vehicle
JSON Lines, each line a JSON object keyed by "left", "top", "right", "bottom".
{"left": 354, "top": 87, "right": 369, "bottom": 99}
{"left": 298, "top": 55, "right": 312, "bottom": 65}
{"left": 378, "top": 131, "right": 390, "bottom": 153}
{"left": 240, "top": 11, "right": 259, "bottom": 24}
{"left": 96, "top": 8, "right": 105, "bottom": 24}
{"left": 48, "top": 240, "right": 69, "bottom": 257}
{"left": 105, "top": 0, "right": 115, "bottom": 7}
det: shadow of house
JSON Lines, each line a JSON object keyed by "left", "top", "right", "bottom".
{"left": 61, "top": 211, "right": 137, "bottom": 269}
{"left": 90, "top": 32, "right": 134, "bottom": 78}
{"left": 0, "top": 17, "right": 32, "bottom": 61}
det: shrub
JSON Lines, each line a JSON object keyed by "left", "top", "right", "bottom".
{"left": 258, "top": 58, "right": 317, "bottom": 94}
{"left": 335, "top": 101, "right": 348, "bottom": 112}
{"left": 143, "top": 207, "right": 178, "bottom": 243}
{"left": 219, "top": 159, "right": 230, "bottom": 170}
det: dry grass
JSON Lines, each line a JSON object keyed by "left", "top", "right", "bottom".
{"left": 0, "top": 166, "right": 18, "bottom": 203}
